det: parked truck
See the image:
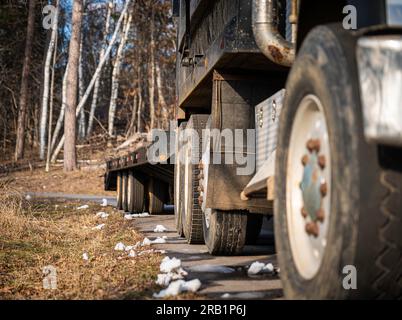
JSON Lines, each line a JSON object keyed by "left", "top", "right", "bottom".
{"left": 106, "top": 0, "right": 402, "bottom": 299}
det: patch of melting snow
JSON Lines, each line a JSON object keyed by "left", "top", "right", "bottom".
{"left": 124, "top": 212, "right": 150, "bottom": 220}
{"left": 153, "top": 225, "right": 167, "bottom": 233}
{"left": 153, "top": 255, "right": 202, "bottom": 297}
{"left": 188, "top": 264, "right": 235, "bottom": 274}
{"left": 96, "top": 212, "right": 109, "bottom": 219}
{"left": 82, "top": 253, "right": 89, "bottom": 261}
{"left": 101, "top": 199, "right": 108, "bottom": 207}
{"left": 114, "top": 242, "right": 126, "bottom": 251}
{"left": 248, "top": 261, "right": 277, "bottom": 276}
{"left": 156, "top": 274, "right": 172, "bottom": 287}
{"left": 77, "top": 205, "right": 89, "bottom": 210}
{"left": 128, "top": 250, "right": 136, "bottom": 258}
{"left": 25, "top": 194, "right": 32, "bottom": 201}
{"left": 142, "top": 237, "right": 166, "bottom": 246}
{"left": 153, "top": 279, "right": 201, "bottom": 298}
{"left": 92, "top": 223, "right": 105, "bottom": 231}
{"left": 160, "top": 257, "right": 182, "bottom": 273}
{"left": 263, "top": 263, "right": 274, "bottom": 273}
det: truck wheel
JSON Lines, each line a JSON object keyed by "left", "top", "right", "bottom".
{"left": 174, "top": 122, "right": 187, "bottom": 237}
{"left": 121, "top": 171, "right": 129, "bottom": 212}
{"left": 202, "top": 209, "right": 247, "bottom": 255}
{"left": 275, "top": 24, "right": 402, "bottom": 299}
{"left": 182, "top": 115, "right": 209, "bottom": 244}
{"left": 148, "top": 177, "right": 166, "bottom": 214}
{"left": 127, "top": 171, "right": 145, "bottom": 213}
{"left": 199, "top": 117, "right": 248, "bottom": 255}
{"left": 245, "top": 214, "right": 264, "bottom": 245}
{"left": 116, "top": 172, "right": 123, "bottom": 210}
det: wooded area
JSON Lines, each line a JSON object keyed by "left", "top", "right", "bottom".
{"left": 0, "top": 0, "right": 176, "bottom": 171}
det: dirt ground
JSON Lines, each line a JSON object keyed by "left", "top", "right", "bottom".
{"left": 5, "top": 167, "right": 114, "bottom": 196}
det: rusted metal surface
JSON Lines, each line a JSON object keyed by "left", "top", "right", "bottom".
{"left": 252, "top": 0, "right": 295, "bottom": 67}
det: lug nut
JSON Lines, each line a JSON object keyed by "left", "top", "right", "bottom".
{"left": 305, "top": 222, "right": 319, "bottom": 238}
{"left": 320, "top": 182, "right": 328, "bottom": 197}
{"left": 318, "top": 155, "right": 326, "bottom": 169}
{"left": 301, "top": 207, "right": 308, "bottom": 218}
{"left": 307, "top": 139, "right": 320, "bottom": 153}
{"left": 316, "top": 209, "right": 325, "bottom": 223}
{"left": 197, "top": 185, "right": 204, "bottom": 192}
{"left": 302, "top": 155, "right": 309, "bottom": 166}
{"left": 198, "top": 173, "right": 204, "bottom": 180}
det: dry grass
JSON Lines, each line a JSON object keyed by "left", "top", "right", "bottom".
{"left": 0, "top": 182, "right": 163, "bottom": 300}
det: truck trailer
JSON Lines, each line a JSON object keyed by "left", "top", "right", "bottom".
{"left": 106, "top": 0, "right": 402, "bottom": 299}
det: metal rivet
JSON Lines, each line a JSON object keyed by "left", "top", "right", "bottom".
{"left": 318, "top": 155, "right": 326, "bottom": 169}
{"left": 305, "top": 222, "right": 319, "bottom": 237}
{"left": 316, "top": 209, "right": 325, "bottom": 223}
{"left": 320, "top": 182, "right": 328, "bottom": 197}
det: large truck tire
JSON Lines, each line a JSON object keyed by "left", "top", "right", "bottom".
{"left": 127, "top": 171, "right": 145, "bottom": 213}
{"left": 116, "top": 172, "right": 123, "bottom": 210}
{"left": 121, "top": 171, "right": 129, "bottom": 212}
{"left": 148, "top": 177, "right": 166, "bottom": 214}
{"left": 174, "top": 121, "right": 187, "bottom": 237}
{"left": 199, "top": 116, "right": 249, "bottom": 255}
{"left": 182, "top": 115, "right": 209, "bottom": 244}
{"left": 203, "top": 209, "right": 248, "bottom": 255}
{"left": 275, "top": 24, "right": 402, "bottom": 299}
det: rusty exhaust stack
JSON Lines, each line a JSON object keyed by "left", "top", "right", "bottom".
{"left": 252, "top": 0, "right": 296, "bottom": 67}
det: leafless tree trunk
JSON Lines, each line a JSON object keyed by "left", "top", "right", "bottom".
{"left": 77, "top": 0, "right": 87, "bottom": 140}
{"left": 46, "top": 21, "right": 58, "bottom": 172}
{"left": 51, "top": 0, "right": 132, "bottom": 162}
{"left": 78, "top": 36, "right": 86, "bottom": 139}
{"left": 137, "top": 64, "right": 143, "bottom": 133}
{"left": 64, "top": 0, "right": 83, "bottom": 172}
{"left": 127, "top": 92, "right": 138, "bottom": 135}
{"left": 39, "top": 0, "right": 59, "bottom": 160}
{"left": 156, "top": 63, "right": 169, "bottom": 130}
{"left": 148, "top": 5, "right": 156, "bottom": 131}
{"left": 108, "top": 12, "right": 132, "bottom": 136}
{"left": 15, "top": 0, "right": 36, "bottom": 161}
{"left": 50, "top": 63, "right": 68, "bottom": 151}
{"left": 87, "top": 1, "right": 112, "bottom": 136}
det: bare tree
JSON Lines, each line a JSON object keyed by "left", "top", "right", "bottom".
{"left": 40, "top": 0, "right": 59, "bottom": 160}
{"left": 15, "top": 0, "right": 36, "bottom": 161}
{"left": 50, "top": 63, "right": 68, "bottom": 151}
{"left": 78, "top": 36, "right": 86, "bottom": 139}
{"left": 64, "top": 0, "right": 83, "bottom": 172}
{"left": 87, "top": 1, "right": 112, "bottom": 137}
{"left": 108, "top": 11, "right": 132, "bottom": 136}
{"left": 156, "top": 63, "right": 169, "bottom": 129}
{"left": 51, "top": 0, "right": 132, "bottom": 162}
{"left": 77, "top": 0, "right": 87, "bottom": 140}
{"left": 148, "top": 4, "right": 156, "bottom": 131}
{"left": 46, "top": 14, "right": 59, "bottom": 172}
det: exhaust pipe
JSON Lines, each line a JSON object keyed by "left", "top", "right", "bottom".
{"left": 252, "top": 0, "right": 296, "bottom": 67}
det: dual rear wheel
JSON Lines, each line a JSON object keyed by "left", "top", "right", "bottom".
{"left": 116, "top": 171, "right": 166, "bottom": 214}
{"left": 175, "top": 115, "right": 264, "bottom": 253}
